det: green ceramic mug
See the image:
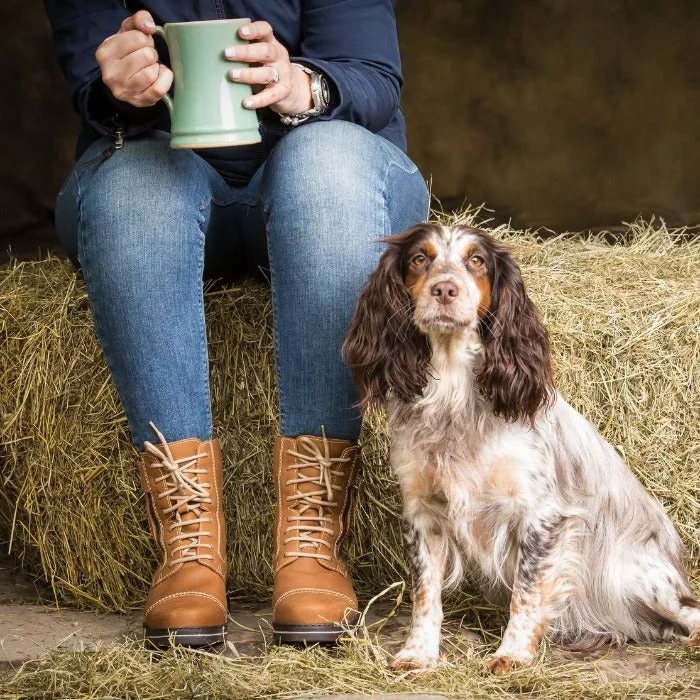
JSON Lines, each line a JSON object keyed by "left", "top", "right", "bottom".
{"left": 155, "top": 18, "right": 261, "bottom": 149}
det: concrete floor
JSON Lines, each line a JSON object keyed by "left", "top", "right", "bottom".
{"left": 0, "top": 552, "right": 280, "bottom": 666}
{"left": 2, "top": 552, "right": 699, "bottom": 698}
{"left": 0, "top": 553, "right": 450, "bottom": 700}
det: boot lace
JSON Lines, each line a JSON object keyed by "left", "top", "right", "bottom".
{"left": 144, "top": 422, "right": 215, "bottom": 566}
{"left": 284, "top": 429, "right": 351, "bottom": 561}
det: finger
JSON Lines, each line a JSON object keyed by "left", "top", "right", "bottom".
{"left": 228, "top": 64, "right": 282, "bottom": 87}
{"left": 132, "top": 64, "right": 173, "bottom": 108}
{"left": 242, "top": 83, "right": 288, "bottom": 111}
{"left": 97, "top": 29, "right": 154, "bottom": 64}
{"left": 224, "top": 40, "right": 281, "bottom": 64}
{"left": 122, "top": 62, "right": 161, "bottom": 96}
{"left": 238, "top": 20, "right": 274, "bottom": 41}
{"left": 120, "top": 10, "right": 157, "bottom": 35}
{"left": 120, "top": 46, "right": 159, "bottom": 82}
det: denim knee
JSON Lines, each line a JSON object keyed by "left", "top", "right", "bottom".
{"left": 72, "top": 133, "right": 214, "bottom": 270}
{"left": 262, "top": 121, "right": 420, "bottom": 210}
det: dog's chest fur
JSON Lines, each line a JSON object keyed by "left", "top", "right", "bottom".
{"left": 387, "top": 341, "right": 539, "bottom": 589}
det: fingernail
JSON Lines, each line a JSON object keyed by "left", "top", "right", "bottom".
{"left": 143, "top": 20, "right": 156, "bottom": 28}
{"left": 224, "top": 47, "right": 237, "bottom": 59}
{"left": 229, "top": 69, "right": 241, "bottom": 80}
{"left": 241, "top": 26, "right": 251, "bottom": 36}
{"left": 243, "top": 98, "right": 254, "bottom": 108}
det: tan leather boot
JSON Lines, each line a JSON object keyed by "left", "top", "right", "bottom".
{"left": 272, "top": 431, "right": 361, "bottom": 644}
{"left": 137, "top": 424, "right": 228, "bottom": 647}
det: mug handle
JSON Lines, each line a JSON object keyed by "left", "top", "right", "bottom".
{"left": 153, "top": 25, "right": 174, "bottom": 114}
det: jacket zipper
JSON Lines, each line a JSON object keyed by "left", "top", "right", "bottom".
{"left": 97, "top": 125, "right": 125, "bottom": 164}
{"left": 113, "top": 127, "right": 125, "bottom": 150}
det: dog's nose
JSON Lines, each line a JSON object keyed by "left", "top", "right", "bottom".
{"left": 430, "top": 281, "right": 459, "bottom": 304}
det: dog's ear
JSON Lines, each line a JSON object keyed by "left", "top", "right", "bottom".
{"left": 477, "top": 244, "right": 553, "bottom": 423}
{"left": 343, "top": 230, "right": 431, "bottom": 408}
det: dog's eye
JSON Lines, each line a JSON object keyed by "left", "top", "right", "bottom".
{"left": 468, "top": 255, "right": 485, "bottom": 269}
{"left": 411, "top": 254, "right": 427, "bottom": 267}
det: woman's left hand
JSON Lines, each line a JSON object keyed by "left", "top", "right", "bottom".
{"left": 225, "top": 21, "right": 313, "bottom": 115}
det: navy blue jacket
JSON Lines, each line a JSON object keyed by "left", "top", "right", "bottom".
{"left": 43, "top": 1, "right": 407, "bottom": 183}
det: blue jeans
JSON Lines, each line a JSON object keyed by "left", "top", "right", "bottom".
{"left": 55, "top": 122, "right": 429, "bottom": 447}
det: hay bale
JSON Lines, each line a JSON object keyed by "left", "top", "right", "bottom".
{"left": 1, "top": 216, "right": 698, "bottom": 612}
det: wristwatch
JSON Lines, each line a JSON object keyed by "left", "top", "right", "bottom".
{"left": 279, "top": 64, "right": 332, "bottom": 127}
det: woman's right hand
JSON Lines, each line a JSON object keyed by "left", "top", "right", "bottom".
{"left": 95, "top": 10, "right": 173, "bottom": 108}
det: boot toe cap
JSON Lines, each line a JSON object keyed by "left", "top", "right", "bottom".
{"left": 145, "top": 590, "right": 228, "bottom": 630}
{"left": 273, "top": 586, "right": 358, "bottom": 627}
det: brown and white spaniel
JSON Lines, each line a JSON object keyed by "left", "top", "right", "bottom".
{"left": 343, "top": 223, "right": 700, "bottom": 674}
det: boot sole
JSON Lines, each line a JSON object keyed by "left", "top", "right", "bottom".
{"left": 144, "top": 624, "right": 227, "bottom": 648}
{"left": 273, "top": 614, "right": 360, "bottom": 645}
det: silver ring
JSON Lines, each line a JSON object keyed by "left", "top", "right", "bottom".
{"left": 270, "top": 66, "right": 280, "bottom": 84}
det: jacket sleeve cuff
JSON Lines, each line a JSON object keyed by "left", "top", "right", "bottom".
{"left": 288, "top": 57, "right": 398, "bottom": 132}
{"left": 80, "top": 76, "right": 166, "bottom": 137}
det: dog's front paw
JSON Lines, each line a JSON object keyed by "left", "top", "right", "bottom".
{"left": 390, "top": 647, "right": 438, "bottom": 672}
{"left": 484, "top": 653, "right": 532, "bottom": 676}
{"left": 688, "top": 630, "right": 700, "bottom": 650}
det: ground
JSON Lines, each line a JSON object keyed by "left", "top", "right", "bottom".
{"left": 2, "top": 553, "right": 699, "bottom": 699}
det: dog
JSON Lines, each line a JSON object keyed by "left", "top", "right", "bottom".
{"left": 342, "top": 223, "right": 700, "bottom": 674}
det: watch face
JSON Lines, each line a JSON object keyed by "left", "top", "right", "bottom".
{"left": 319, "top": 75, "right": 330, "bottom": 109}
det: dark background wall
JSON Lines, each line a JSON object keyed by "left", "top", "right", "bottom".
{"left": 1, "top": 1, "right": 698, "bottom": 259}
{"left": 398, "top": 1, "right": 698, "bottom": 230}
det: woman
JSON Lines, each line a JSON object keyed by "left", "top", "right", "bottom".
{"left": 43, "top": 0, "right": 428, "bottom": 647}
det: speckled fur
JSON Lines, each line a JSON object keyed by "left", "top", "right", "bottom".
{"left": 344, "top": 224, "right": 700, "bottom": 673}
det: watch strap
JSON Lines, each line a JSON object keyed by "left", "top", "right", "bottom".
{"left": 279, "top": 64, "right": 331, "bottom": 127}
